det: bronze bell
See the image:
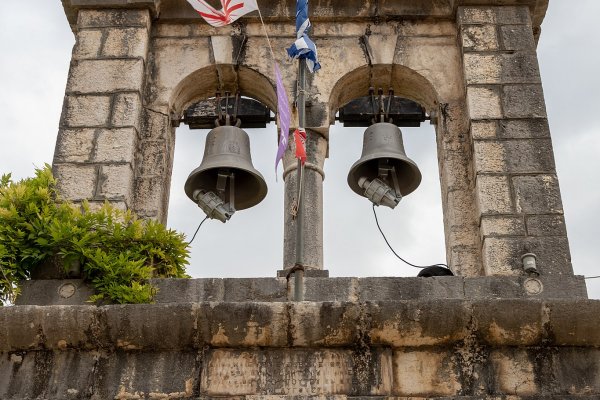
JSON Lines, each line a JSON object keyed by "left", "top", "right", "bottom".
{"left": 184, "top": 125, "right": 267, "bottom": 211}
{"left": 348, "top": 122, "right": 422, "bottom": 202}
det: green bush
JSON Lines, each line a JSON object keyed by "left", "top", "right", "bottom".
{"left": 0, "top": 165, "right": 189, "bottom": 305}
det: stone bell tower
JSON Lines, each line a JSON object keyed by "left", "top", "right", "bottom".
{"left": 3, "top": 0, "right": 600, "bottom": 399}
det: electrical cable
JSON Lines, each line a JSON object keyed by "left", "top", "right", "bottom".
{"left": 188, "top": 216, "right": 209, "bottom": 245}
{"left": 585, "top": 276, "right": 600, "bottom": 280}
{"left": 372, "top": 203, "right": 448, "bottom": 270}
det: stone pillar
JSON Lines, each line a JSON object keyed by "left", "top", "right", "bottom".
{"left": 53, "top": 9, "right": 150, "bottom": 211}
{"left": 282, "top": 130, "right": 328, "bottom": 270}
{"left": 458, "top": 6, "right": 572, "bottom": 276}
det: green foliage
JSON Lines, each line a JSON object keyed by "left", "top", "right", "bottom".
{"left": 0, "top": 165, "right": 189, "bottom": 305}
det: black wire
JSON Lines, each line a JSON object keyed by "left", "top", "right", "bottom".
{"left": 372, "top": 203, "right": 448, "bottom": 270}
{"left": 585, "top": 276, "right": 600, "bottom": 280}
{"left": 188, "top": 216, "right": 209, "bottom": 245}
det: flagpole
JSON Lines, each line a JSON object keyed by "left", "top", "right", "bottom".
{"left": 294, "top": 58, "right": 307, "bottom": 301}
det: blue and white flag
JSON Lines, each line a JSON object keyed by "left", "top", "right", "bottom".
{"left": 287, "top": 0, "right": 321, "bottom": 73}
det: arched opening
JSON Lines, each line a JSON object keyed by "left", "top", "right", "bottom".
{"left": 166, "top": 65, "right": 284, "bottom": 277}
{"left": 324, "top": 65, "right": 447, "bottom": 276}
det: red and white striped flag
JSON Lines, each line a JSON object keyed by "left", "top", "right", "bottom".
{"left": 187, "top": 0, "right": 258, "bottom": 27}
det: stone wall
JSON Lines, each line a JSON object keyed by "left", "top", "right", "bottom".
{"left": 2, "top": 299, "right": 600, "bottom": 398}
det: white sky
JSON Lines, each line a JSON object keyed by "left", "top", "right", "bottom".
{"left": 0, "top": 1, "right": 598, "bottom": 298}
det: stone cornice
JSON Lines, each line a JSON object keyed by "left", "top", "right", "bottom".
{"left": 62, "top": 0, "right": 549, "bottom": 31}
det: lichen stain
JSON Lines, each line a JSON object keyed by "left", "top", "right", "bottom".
{"left": 488, "top": 321, "right": 539, "bottom": 344}
{"left": 211, "top": 323, "right": 230, "bottom": 346}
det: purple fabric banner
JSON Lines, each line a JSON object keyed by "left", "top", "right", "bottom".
{"left": 274, "top": 63, "right": 291, "bottom": 176}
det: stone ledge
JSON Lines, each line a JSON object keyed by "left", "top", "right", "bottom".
{"left": 15, "top": 275, "right": 588, "bottom": 306}
{"left": 2, "top": 299, "right": 600, "bottom": 351}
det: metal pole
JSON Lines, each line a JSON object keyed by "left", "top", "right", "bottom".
{"left": 293, "top": 58, "right": 307, "bottom": 301}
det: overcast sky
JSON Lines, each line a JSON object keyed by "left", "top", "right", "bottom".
{"left": 0, "top": 1, "right": 598, "bottom": 298}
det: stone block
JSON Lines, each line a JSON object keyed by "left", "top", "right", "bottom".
{"left": 473, "top": 141, "right": 507, "bottom": 173}
{"left": 77, "top": 9, "right": 150, "bottom": 29}
{"left": 553, "top": 348, "right": 600, "bottom": 395}
{"left": 499, "top": 118, "right": 550, "bottom": 138}
{"left": 504, "top": 139, "right": 556, "bottom": 173}
{"left": 303, "top": 277, "right": 357, "bottom": 302}
{"left": 141, "top": 107, "right": 172, "bottom": 140}
{"left": 101, "top": 27, "right": 149, "bottom": 58}
{"left": 152, "top": 278, "right": 225, "bottom": 302}
{"left": 470, "top": 121, "right": 497, "bottom": 139}
{"left": 53, "top": 163, "right": 97, "bottom": 201}
{"left": 473, "top": 300, "right": 543, "bottom": 345}
{"left": 54, "top": 128, "right": 95, "bottom": 162}
{"left": 368, "top": 300, "right": 470, "bottom": 347}
{"left": 201, "top": 348, "right": 385, "bottom": 396}
{"left": 489, "top": 349, "right": 537, "bottom": 395}
{"left": 513, "top": 175, "right": 563, "bottom": 214}
{"left": 392, "top": 350, "right": 460, "bottom": 396}
{"left": 73, "top": 29, "right": 102, "bottom": 59}
{"left": 97, "top": 164, "right": 134, "bottom": 203}
{"left": 67, "top": 59, "right": 144, "bottom": 93}
{"left": 482, "top": 237, "right": 523, "bottom": 276}
{"left": 289, "top": 302, "right": 359, "bottom": 347}
{"left": 496, "top": 6, "right": 531, "bottom": 25}
{"left": 526, "top": 214, "right": 567, "bottom": 236}
{"left": 133, "top": 176, "right": 166, "bottom": 220}
{"left": 461, "top": 25, "right": 498, "bottom": 51}
{"left": 502, "top": 84, "right": 547, "bottom": 118}
{"left": 198, "top": 302, "right": 288, "bottom": 347}
{"left": 467, "top": 86, "right": 502, "bottom": 120}
{"left": 111, "top": 92, "right": 142, "bottom": 129}
{"left": 463, "top": 53, "right": 501, "bottom": 84}
{"left": 358, "top": 277, "right": 465, "bottom": 301}
{"left": 464, "top": 276, "right": 525, "bottom": 298}
{"left": 93, "top": 128, "right": 137, "bottom": 163}
{"left": 62, "top": 95, "right": 111, "bottom": 127}
{"left": 366, "top": 34, "right": 399, "bottom": 64}
{"left": 523, "top": 236, "right": 573, "bottom": 276}
{"left": 500, "top": 25, "right": 536, "bottom": 51}
{"left": 102, "top": 304, "right": 197, "bottom": 350}
{"left": 137, "top": 140, "right": 167, "bottom": 176}
{"left": 14, "top": 280, "right": 96, "bottom": 306}
{"left": 211, "top": 35, "right": 234, "bottom": 64}
{"left": 222, "top": 278, "right": 287, "bottom": 302}
{"left": 481, "top": 215, "right": 526, "bottom": 237}
{"left": 500, "top": 53, "right": 541, "bottom": 83}
{"left": 475, "top": 175, "right": 513, "bottom": 214}
{"left": 550, "top": 301, "right": 600, "bottom": 346}
{"left": 458, "top": 7, "right": 497, "bottom": 24}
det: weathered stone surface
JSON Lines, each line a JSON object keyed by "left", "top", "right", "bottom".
{"left": 67, "top": 59, "right": 144, "bottom": 93}
{"left": 93, "top": 128, "right": 137, "bottom": 163}
{"left": 526, "top": 214, "right": 567, "bottom": 236}
{"left": 499, "top": 118, "right": 550, "bottom": 138}
{"left": 464, "top": 53, "right": 501, "bottom": 84}
{"left": 77, "top": 9, "right": 151, "bottom": 29}
{"left": 62, "top": 95, "right": 111, "bottom": 127}
{"left": 54, "top": 128, "right": 96, "bottom": 162}
{"left": 500, "top": 52, "right": 541, "bottom": 83}
{"left": 53, "top": 163, "right": 97, "bottom": 201}
{"left": 102, "top": 27, "right": 149, "bottom": 58}
{"left": 490, "top": 349, "right": 538, "bottom": 395}
{"left": 111, "top": 92, "right": 142, "bottom": 129}
{"left": 473, "top": 300, "right": 543, "bottom": 345}
{"left": 393, "top": 350, "right": 461, "bottom": 396}
{"left": 137, "top": 140, "right": 167, "bottom": 176}
{"left": 461, "top": 25, "right": 499, "bottom": 52}
{"left": 467, "top": 87, "right": 502, "bottom": 120}
{"left": 502, "top": 84, "right": 547, "bottom": 118}
{"left": 513, "top": 174, "right": 563, "bottom": 214}
{"left": 481, "top": 215, "right": 526, "bottom": 237}
{"left": 73, "top": 29, "right": 103, "bottom": 59}
{"left": 97, "top": 164, "right": 134, "bottom": 203}
{"left": 500, "top": 24, "right": 537, "bottom": 51}
{"left": 458, "top": 6, "right": 532, "bottom": 25}
{"left": 471, "top": 120, "right": 497, "bottom": 139}
{"left": 475, "top": 175, "right": 513, "bottom": 214}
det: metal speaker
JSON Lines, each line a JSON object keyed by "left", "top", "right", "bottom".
{"left": 184, "top": 125, "right": 267, "bottom": 210}
{"left": 348, "top": 122, "right": 422, "bottom": 197}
